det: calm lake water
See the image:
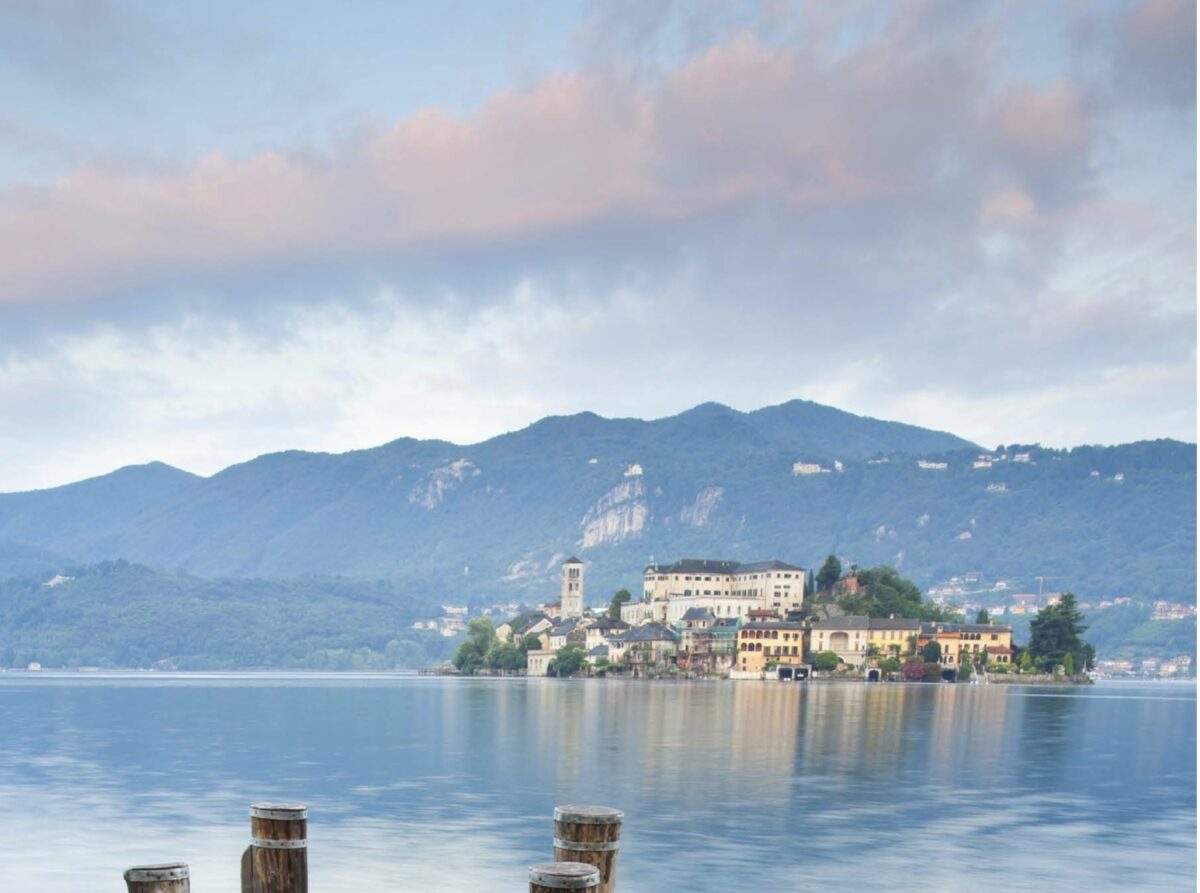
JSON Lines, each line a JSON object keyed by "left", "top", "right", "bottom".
{"left": 0, "top": 674, "right": 1194, "bottom": 892}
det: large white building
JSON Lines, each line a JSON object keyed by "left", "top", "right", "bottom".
{"left": 623, "top": 558, "right": 807, "bottom": 624}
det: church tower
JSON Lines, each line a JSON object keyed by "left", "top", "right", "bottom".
{"left": 561, "top": 557, "right": 584, "bottom": 619}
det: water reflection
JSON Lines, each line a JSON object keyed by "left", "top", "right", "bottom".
{"left": 0, "top": 675, "right": 1193, "bottom": 892}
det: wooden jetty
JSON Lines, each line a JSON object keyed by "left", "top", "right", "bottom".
{"left": 122, "top": 800, "right": 624, "bottom": 892}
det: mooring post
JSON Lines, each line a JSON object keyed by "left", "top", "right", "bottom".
{"left": 529, "top": 861, "right": 600, "bottom": 893}
{"left": 553, "top": 805, "right": 623, "bottom": 893}
{"left": 241, "top": 803, "right": 307, "bottom": 893}
{"left": 124, "top": 863, "right": 190, "bottom": 893}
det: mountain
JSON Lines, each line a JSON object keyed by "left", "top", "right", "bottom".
{"left": 0, "top": 400, "right": 1193, "bottom": 610}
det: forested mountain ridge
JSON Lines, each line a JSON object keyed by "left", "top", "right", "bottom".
{"left": 0, "top": 401, "right": 1192, "bottom": 608}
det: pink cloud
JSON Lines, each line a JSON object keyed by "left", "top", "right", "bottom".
{"left": 0, "top": 21, "right": 1098, "bottom": 307}
{"left": 991, "top": 82, "right": 1088, "bottom": 160}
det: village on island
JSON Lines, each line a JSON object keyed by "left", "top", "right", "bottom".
{"left": 440, "top": 554, "right": 1082, "bottom": 684}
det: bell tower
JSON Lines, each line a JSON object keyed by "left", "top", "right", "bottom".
{"left": 561, "top": 557, "right": 584, "bottom": 619}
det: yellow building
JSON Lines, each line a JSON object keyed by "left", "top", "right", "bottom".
{"left": 918, "top": 622, "right": 1014, "bottom": 667}
{"left": 867, "top": 617, "right": 922, "bottom": 657}
{"left": 736, "top": 621, "right": 808, "bottom": 674}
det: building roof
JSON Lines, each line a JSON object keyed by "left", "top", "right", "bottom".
{"left": 588, "top": 617, "right": 630, "bottom": 631}
{"left": 550, "top": 620, "right": 578, "bottom": 636}
{"left": 928, "top": 622, "right": 1014, "bottom": 634}
{"left": 506, "top": 611, "right": 549, "bottom": 635}
{"left": 812, "top": 615, "right": 871, "bottom": 630}
{"left": 986, "top": 645, "right": 1014, "bottom": 655}
{"left": 588, "top": 645, "right": 610, "bottom": 658}
{"left": 680, "top": 607, "right": 715, "bottom": 622}
{"left": 868, "top": 617, "right": 922, "bottom": 631}
{"left": 735, "top": 559, "right": 805, "bottom": 573}
{"left": 644, "top": 558, "right": 804, "bottom": 575}
{"left": 562, "top": 556, "right": 584, "bottom": 565}
{"left": 620, "top": 623, "right": 678, "bottom": 643}
{"left": 710, "top": 617, "right": 740, "bottom": 629}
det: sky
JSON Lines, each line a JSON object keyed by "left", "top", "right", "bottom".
{"left": 0, "top": 0, "right": 1195, "bottom": 491}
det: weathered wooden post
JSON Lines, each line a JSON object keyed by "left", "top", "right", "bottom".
{"left": 123, "top": 863, "right": 190, "bottom": 893}
{"left": 241, "top": 803, "right": 307, "bottom": 893}
{"left": 552, "top": 805, "right": 623, "bottom": 893}
{"left": 529, "top": 861, "right": 600, "bottom": 893}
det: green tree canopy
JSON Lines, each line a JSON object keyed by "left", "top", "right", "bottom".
{"left": 485, "top": 640, "right": 525, "bottom": 672}
{"left": 976, "top": 608, "right": 990, "bottom": 624}
{"left": 837, "top": 566, "right": 943, "bottom": 621}
{"left": 518, "top": 634, "right": 542, "bottom": 656}
{"left": 812, "top": 650, "right": 841, "bottom": 672}
{"left": 608, "top": 588, "right": 632, "bottom": 620}
{"left": 549, "top": 644, "right": 587, "bottom": 677}
{"left": 816, "top": 555, "right": 842, "bottom": 592}
{"left": 921, "top": 640, "right": 942, "bottom": 663}
{"left": 1029, "top": 593, "right": 1095, "bottom": 673}
{"left": 452, "top": 617, "right": 499, "bottom": 676}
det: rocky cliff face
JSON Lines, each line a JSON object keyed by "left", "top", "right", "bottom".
{"left": 679, "top": 486, "right": 723, "bottom": 527}
{"left": 409, "top": 458, "right": 479, "bottom": 509}
{"left": 579, "top": 479, "right": 649, "bottom": 547}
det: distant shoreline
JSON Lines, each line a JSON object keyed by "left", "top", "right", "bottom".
{"left": 1, "top": 668, "right": 1193, "bottom": 686}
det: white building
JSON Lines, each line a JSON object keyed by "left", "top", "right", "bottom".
{"left": 627, "top": 558, "right": 806, "bottom": 625}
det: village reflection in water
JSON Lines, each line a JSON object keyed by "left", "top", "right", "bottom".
{"left": 0, "top": 675, "right": 1193, "bottom": 892}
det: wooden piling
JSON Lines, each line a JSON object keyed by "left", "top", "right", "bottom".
{"left": 123, "top": 863, "right": 190, "bottom": 893}
{"left": 242, "top": 803, "right": 307, "bottom": 893}
{"left": 529, "top": 861, "right": 600, "bottom": 892}
{"left": 552, "top": 805, "right": 623, "bottom": 893}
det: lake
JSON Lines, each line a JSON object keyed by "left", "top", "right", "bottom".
{"left": 0, "top": 674, "right": 1194, "bottom": 892}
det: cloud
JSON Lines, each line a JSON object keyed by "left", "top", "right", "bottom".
{"left": 0, "top": 8, "right": 1095, "bottom": 308}
{"left": 0, "top": 1, "right": 1193, "bottom": 489}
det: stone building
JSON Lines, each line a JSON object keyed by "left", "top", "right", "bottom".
{"left": 561, "top": 556, "right": 585, "bottom": 620}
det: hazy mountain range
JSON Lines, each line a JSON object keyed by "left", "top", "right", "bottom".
{"left": 0, "top": 400, "right": 1192, "bottom": 604}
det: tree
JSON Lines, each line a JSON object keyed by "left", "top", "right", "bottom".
{"left": 608, "top": 588, "right": 632, "bottom": 620}
{"left": 812, "top": 651, "right": 841, "bottom": 672}
{"left": 921, "top": 640, "right": 942, "bottom": 664}
{"left": 518, "top": 634, "right": 542, "bottom": 656}
{"left": 1062, "top": 652, "right": 1075, "bottom": 676}
{"left": 901, "top": 657, "right": 926, "bottom": 681}
{"left": 549, "top": 644, "right": 587, "bottom": 677}
{"left": 1028, "top": 593, "right": 1094, "bottom": 673}
{"left": 880, "top": 656, "right": 902, "bottom": 676}
{"left": 452, "top": 640, "right": 485, "bottom": 675}
{"left": 486, "top": 640, "right": 525, "bottom": 673}
{"left": 837, "top": 566, "right": 943, "bottom": 621}
{"left": 1019, "top": 651, "right": 1034, "bottom": 674}
{"left": 957, "top": 657, "right": 973, "bottom": 682}
{"left": 976, "top": 608, "right": 990, "bottom": 624}
{"left": 816, "top": 555, "right": 842, "bottom": 592}
{"left": 452, "top": 617, "right": 498, "bottom": 676}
